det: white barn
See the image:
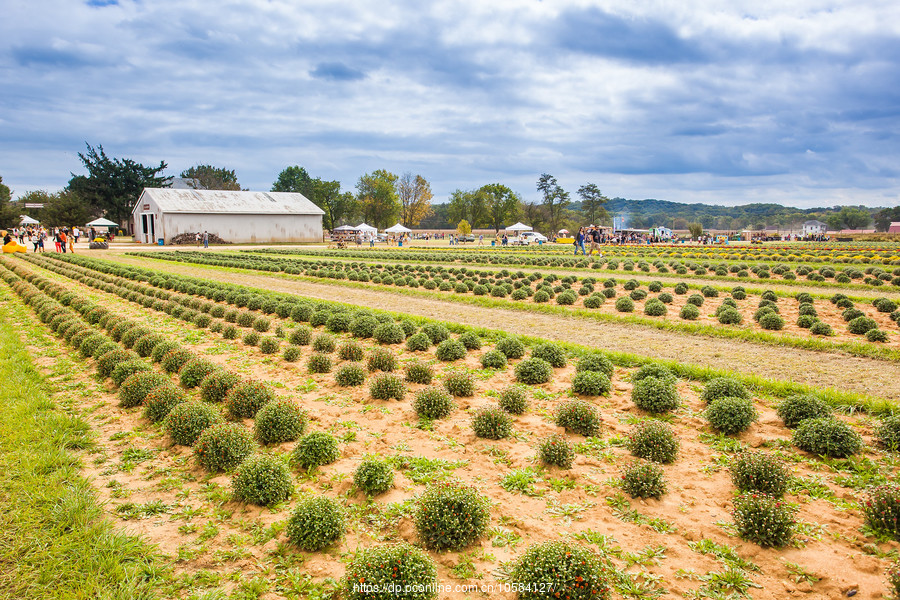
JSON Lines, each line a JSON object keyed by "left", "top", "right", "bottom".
{"left": 132, "top": 188, "right": 325, "bottom": 244}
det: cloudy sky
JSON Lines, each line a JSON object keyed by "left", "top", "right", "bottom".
{"left": 2, "top": 0, "right": 899, "bottom": 208}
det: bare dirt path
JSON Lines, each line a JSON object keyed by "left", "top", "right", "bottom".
{"left": 107, "top": 254, "right": 900, "bottom": 399}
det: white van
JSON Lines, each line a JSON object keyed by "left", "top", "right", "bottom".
{"left": 519, "top": 231, "right": 548, "bottom": 244}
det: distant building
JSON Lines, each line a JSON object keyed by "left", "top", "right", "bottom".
{"left": 648, "top": 226, "right": 673, "bottom": 239}
{"left": 132, "top": 188, "right": 324, "bottom": 244}
{"left": 802, "top": 220, "right": 827, "bottom": 236}
{"left": 889, "top": 222, "right": 900, "bottom": 234}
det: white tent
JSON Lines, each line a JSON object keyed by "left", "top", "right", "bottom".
{"left": 333, "top": 225, "right": 357, "bottom": 232}
{"left": 506, "top": 222, "right": 533, "bottom": 232}
{"left": 385, "top": 223, "right": 412, "bottom": 234}
{"left": 19, "top": 215, "right": 39, "bottom": 225}
{"left": 356, "top": 222, "right": 378, "bottom": 234}
{"left": 86, "top": 217, "right": 120, "bottom": 227}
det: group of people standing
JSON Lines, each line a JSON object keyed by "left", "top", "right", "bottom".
{"left": 3, "top": 226, "right": 94, "bottom": 253}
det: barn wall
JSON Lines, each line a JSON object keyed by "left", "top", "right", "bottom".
{"left": 159, "top": 213, "right": 323, "bottom": 243}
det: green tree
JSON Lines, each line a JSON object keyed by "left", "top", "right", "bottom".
{"left": 67, "top": 144, "right": 170, "bottom": 226}
{"left": 356, "top": 170, "right": 399, "bottom": 229}
{"left": 478, "top": 183, "right": 520, "bottom": 232}
{"left": 40, "top": 190, "right": 91, "bottom": 227}
{"left": 311, "top": 178, "right": 355, "bottom": 231}
{"left": 456, "top": 219, "right": 472, "bottom": 235}
{"left": 520, "top": 201, "right": 549, "bottom": 234}
{"left": 271, "top": 165, "right": 316, "bottom": 198}
{"left": 536, "top": 173, "right": 570, "bottom": 234}
{"left": 688, "top": 222, "right": 703, "bottom": 239}
{"left": 397, "top": 173, "right": 434, "bottom": 228}
{"left": 826, "top": 206, "right": 872, "bottom": 230}
{"left": 180, "top": 165, "right": 241, "bottom": 190}
{"left": 874, "top": 207, "right": 900, "bottom": 232}
{"left": 0, "top": 175, "right": 20, "bottom": 229}
{"left": 447, "top": 189, "right": 487, "bottom": 228}
{"left": 576, "top": 183, "right": 609, "bottom": 225}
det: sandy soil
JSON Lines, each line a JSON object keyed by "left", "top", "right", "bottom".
{"left": 6, "top": 261, "right": 900, "bottom": 600}
{"left": 99, "top": 254, "right": 900, "bottom": 400}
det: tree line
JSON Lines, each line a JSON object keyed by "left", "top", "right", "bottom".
{"left": 1, "top": 143, "right": 898, "bottom": 233}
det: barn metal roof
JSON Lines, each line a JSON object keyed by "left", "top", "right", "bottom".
{"left": 136, "top": 188, "right": 325, "bottom": 215}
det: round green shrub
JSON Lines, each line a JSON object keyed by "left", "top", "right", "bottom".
{"left": 413, "top": 387, "right": 454, "bottom": 419}
{"left": 226, "top": 381, "right": 276, "bottom": 418}
{"left": 405, "top": 332, "right": 431, "bottom": 352}
{"left": 732, "top": 493, "right": 795, "bottom": 547}
{"left": 286, "top": 496, "right": 345, "bottom": 551}
{"left": 259, "top": 336, "right": 280, "bottom": 354}
{"left": 533, "top": 290, "right": 550, "bottom": 303}
{"left": 776, "top": 394, "right": 832, "bottom": 428}
{"left": 583, "top": 295, "right": 603, "bottom": 309}
{"left": 632, "top": 363, "right": 675, "bottom": 383}
{"left": 350, "top": 315, "right": 379, "bottom": 338}
{"left": 179, "top": 358, "right": 219, "bottom": 389}
{"left": 222, "top": 324, "right": 239, "bottom": 340}
{"left": 289, "top": 325, "right": 312, "bottom": 346}
{"left": 232, "top": 454, "right": 293, "bottom": 505}
{"left": 292, "top": 431, "right": 340, "bottom": 470}
{"left": 325, "top": 312, "right": 351, "bottom": 333}
{"left": 555, "top": 399, "right": 602, "bottom": 437}
{"left": 133, "top": 334, "right": 164, "bottom": 358}
{"left": 312, "top": 333, "right": 336, "bottom": 353}
{"left": 510, "top": 541, "right": 611, "bottom": 600}
{"left": 793, "top": 417, "right": 863, "bottom": 458}
{"left": 335, "top": 362, "right": 367, "bottom": 387}
{"left": 199, "top": 371, "right": 241, "bottom": 404}
{"left": 354, "top": 456, "right": 394, "bottom": 495}
{"left": 848, "top": 316, "right": 877, "bottom": 335}
{"left": 531, "top": 343, "right": 566, "bottom": 368}
{"left": 643, "top": 299, "right": 666, "bottom": 316}
{"left": 537, "top": 433, "right": 574, "bottom": 469}
{"left": 797, "top": 314, "right": 817, "bottom": 328}
{"left": 716, "top": 307, "right": 742, "bottom": 325}
{"left": 572, "top": 371, "right": 611, "bottom": 396}
{"left": 309, "top": 309, "right": 331, "bottom": 327}
{"left": 344, "top": 543, "right": 437, "bottom": 600}
{"left": 283, "top": 345, "right": 302, "bottom": 362}
{"left": 193, "top": 422, "right": 255, "bottom": 471}
{"left": 758, "top": 312, "right": 785, "bottom": 330}
{"left": 631, "top": 376, "right": 679, "bottom": 413}
{"left": 686, "top": 294, "right": 704, "bottom": 307}
{"left": 405, "top": 361, "right": 433, "bottom": 384}
{"left": 701, "top": 377, "right": 750, "bottom": 403}
{"left": 79, "top": 333, "right": 108, "bottom": 359}
{"left": 443, "top": 371, "right": 475, "bottom": 396}
{"left": 627, "top": 420, "right": 679, "bottom": 463}
{"left": 118, "top": 371, "right": 168, "bottom": 408}
{"left": 480, "top": 349, "right": 508, "bottom": 369}
{"left": 435, "top": 339, "right": 467, "bottom": 362}
{"left": 866, "top": 329, "right": 889, "bottom": 343}
{"left": 576, "top": 353, "right": 614, "bottom": 378}
{"left": 338, "top": 340, "right": 365, "bottom": 362}
{"left": 679, "top": 304, "right": 700, "bottom": 320}
{"left": 810, "top": 321, "right": 834, "bottom": 336}
{"left": 161, "top": 349, "right": 194, "bottom": 374}
{"left": 111, "top": 359, "right": 152, "bottom": 386}
{"left": 143, "top": 383, "right": 188, "bottom": 422}
{"left": 471, "top": 405, "right": 513, "bottom": 439}
{"left": 165, "top": 401, "right": 223, "bottom": 446}
{"left": 499, "top": 385, "right": 528, "bottom": 414}
{"left": 615, "top": 297, "right": 634, "bottom": 312}
{"left": 373, "top": 322, "right": 406, "bottom": 344}
{"left": 369, "top": 373, "right": 406, "bottom": 400}
{"left": 495, "top": 337, "right": 525, "bottom": 359}
{"left": 514, "top": 357, "right": 552, "bottom": 385}
{"left": 97, "top": 349, "right": 139, "bottom": 379}
{"left": 877, "top": 416, "right": 900, "bottom": 451}
{"left": 421, "top": 323, "right": 450, "bottom": 344}
{"left": 414, "top": 481, "right": 491, "bottom": 551}
{"left": 705, "top": 396, "right": 758, "bottom": 435}
{"left": 621, "top": 460, "right": 667, "bottom": 499}
{"left": 307, "top": 352, "right": 333, "bottom": 374}
{"left": 862, "top": 484, "right": 900, "bottom": 539}
{"left": 730, "top": 452, "right": 789, "bottom": 497}
{"left": 842, "top": 307, "right": 864, "bottom": 322}
{"left": 254, "top": 398, "right": 307, "bottom": 444}
{"left": 367, "top": 347, "right": 397, "bottom": 372}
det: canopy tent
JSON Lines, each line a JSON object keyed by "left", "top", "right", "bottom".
{"left": 385, "top": 223, "right": 412, "bottom": 234}
{"left": 19, "top": 215, "right": 40, "bottom": 225}
{"left": 332, "top": 225, "right": 357, "bottom": 232}
{"left": 356, "top": 223, "right": 378, "bottom": 234}
{"left": 505, "top": 222, "right": 533, "bottom": 232}
{"left": 86, "top": 217, "right": 120, "bottom": 227}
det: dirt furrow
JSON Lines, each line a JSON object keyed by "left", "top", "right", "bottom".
{"left": 110, "top": 254, "right": 900, "bottom": 399}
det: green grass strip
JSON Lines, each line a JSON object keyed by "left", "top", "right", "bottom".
{"left": 0, "top": 285, "right": 165, "bottom": 600}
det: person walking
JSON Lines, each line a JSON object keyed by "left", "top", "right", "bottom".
{"left": 478, "top": 234, "right": 484, "bottom": 245}
{"left": 196, "top": 232, "right": 202, "bottom": 247}
{"left": 59, "top": 229, "right": 67, "bottom": 253}
{"left": 202, "top": 231, "right": 209, "bottom": 249}
{"left": 588, "top": 225, "right": 601, "bottom": 256}
{"left": 574, "top": 227, "right": 586, "bottom": 256}
{"left": 30, "top": 230, "right": 39, "bottom": 253}
{"left": 53, "top": 230, "right": 61, "bottom": 252}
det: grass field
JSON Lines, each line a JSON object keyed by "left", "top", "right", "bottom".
{"left": 2, "top": 242, "right": 900, "bottom": 599}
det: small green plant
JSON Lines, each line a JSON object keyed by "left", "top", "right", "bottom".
{"left": 458, "top": 332, "right": 481, "bottom": 350}
{"left": 705, "top": 396, "right": 758, "bottom": 435}
{"left": 472, "top": 405, "right": 513, "bottom": 439}
{"left": 792, "top": 417, "right": 863, "bottom": 458}
{"left": 254, "top": 398, "right": 307, "bottom": 444}
{"left": 354, "top": 456, "right": 394, "bottom": 495}
{"left": 367, "top": 347, "right": 397, "bottom": 372}
{"left": 232, "top": 454, "right": 294, "bottom": 505}
{"left": 118, "top": 371, "right": 168, "bottom": 408}
{"left": 510, "top": 541, "right": 611, "bottom": 600}
{"left": 283, "top": 345, "right": 302, "bottom": 362}
{"left": 555, "top": 399, "right": 602, "bottom": 437}
{"left": 576, "top": 352, "right": 614, "bottom": 378}
{"left": 886, "top": 560, "right": 900, "bottom": 599}
{"left": 495, "top": 336, "right": 526, "bottom": 359}
{"left": 373, "top": 322, "right": 406, "bottom": 344}
{"left": 863, "top": 484, "right": 900, "bottom": 539}
{"left": 307, "top": 352, "right": 333, "bottom": 374}
{"left": 405, "top": 332, "right": 432, "bottom": 351}
{"left": 701, "top": 377, "right": 751, "bottom": 403}
{"left": 226, "top": 381, "right": 276, "bottom": 419}
{"left": 369, "top": 373, "right": 406, "bottom": 400}
{"left": 312, "top": 333, "right": 336, "bottom": 353}
{"left": 480, "top": 349, "right": 508, "bottom": 369}
{"left": 435, "top": 338, "right": 467, "bottom": 362}
{"left": 848, "top": 316, "right": 877, "bottom": 335}
{"left": 161, "top": 349, "right": 194, "bottom": 374}
{"left": 732, "top": 493, "right": 795, "bottom": 547}
{"left": 179, "top": 358, "right": 220, "bottom": 389}
{"left": 631, "top": 376, "right": 679, "bottom": 413}
{"left": 165, "top": 401, "right": 224, "bottom": 446}
{"left": 97, "top": 349, "right": 139, "bottom": 378}
{"left": 289, "top": 325, "right": 312, "bottom": 345}
{"left": 680, "top": 304, "right": 700, "bottom": 320}
{"left": 776, "top": 394, "right": 832, "bottom": 428}
{"left": 286, "top": 496, "right": 345, "bottom": 551}
{"left": 537, "top": 434, "right": 574, "bottom": 469}
{"left": 200, "top": 370, "right": 241, "bottom": 403}
{"left": 338, "top": 340, "right": 365, "bottom": 361}
{"left": 615, "top": 297, "right": 634, "bottom": 312}
{"left": 110, "top": 360, "right": 152, "bottom": 387}
{"left": 335, "top": 362, "right": 367, "bottom": 387}
{"left": 292, "top": 431, "right": 340, "bottom": 470}
{"left": 414, "top": 481, "right": 491, "bottom": 551}
{"left": 644, "top": 298, "right": 667, "bottom": 316}
{"left": 515, "top": 357, "right": 552, "bottom": 385}
{"left": 414, "top": 387, "right": 455, "bottom": 419}
{"left": 531, "top": 343, "right": 566, "bottom": 368}
{"left": 627, "top": 420, "right": 679, "bottom": 463}
{"left": 866, "top": 329, "right": 889, "bottom": 343}
{"left": 572, "top": 371, "right": 611, "bottom": 396}
{"left": 632, "top": 363, "right": 675, "bottom": 382}
{"left": 810, "top": 321, "right": 834, "bottom": 336}
{"left": 499, "top": 385, "right": 528, "bottom": 414}
{"left": 143, "top": 384, "right": 188, "bottom": 423}
{"left": 730, "top": 452, "right": 789, "bottom": 497}
{"left": 193, "top": 423, "right": 255, "bottom": 471}
{"left": 259, "top": 336, "right": 280, "bottom": 354}
{"left": 344, "top": 543, "right": 437, "bottom": 600}
{"left": 621, "top": 460, "right": 667, "bottom": 499}
{"left": 405, "top": 361, "right": 434, "bottom": 384}
{"left": 877, "top": 416, "right": 900, "bottom": 451}
{"left": 443, "top": 371, "right": 475, "bottom": 396}
{"left": 242, "top": 331, "right": 260, "bottom": 346}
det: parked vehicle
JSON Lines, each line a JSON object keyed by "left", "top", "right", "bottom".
{"left": 519, "top": 231, "right": 547, "bottom": 243}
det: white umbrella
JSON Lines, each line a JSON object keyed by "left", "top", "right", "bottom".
{"left": 558, "top": 229, "right": 570, "bottom": 235}
{"left": 506, "top": 222, "right": 533, "bottom": 232}
{"left": 19, "top": 215, "right": 40, "bottom": 225}
{"left": 86, "top": 217, "right": 120, "bottom": 227}
{"left": 385, "top": 223, "right": 412, "bottom": 234}
{"left": 333, "top": 225, "right": 357, "bottom": 231}
{"left": 356, "top": 222, "right": 378, "bottom": 234}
